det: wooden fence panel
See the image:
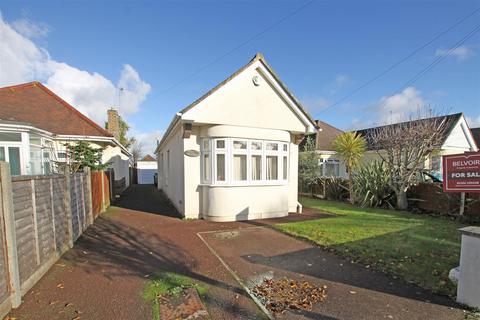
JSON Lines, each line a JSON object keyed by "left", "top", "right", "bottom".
{"left": 91, "top": 172, "right": 102, "bottom": 217}
{"left": 0, "top": 164, "right": 102, "bottom": 318}
{"left": 11, "top": 180, "right": 37, "bottom": 284}
{"left": 103, "top": 172, "right": 111, "bottom": 208}
{"left": 33, "top": 179, "right": 54, "bottom": 265}
{"left": 69, "top": 176, "right": 80, "bottom": 241}
{"left": 52, "top": 177, "right": 68, "bottom": 253}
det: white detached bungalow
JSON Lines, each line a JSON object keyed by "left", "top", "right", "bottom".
{"left": 155, "top": 53, "right": 317, "bottom": 221}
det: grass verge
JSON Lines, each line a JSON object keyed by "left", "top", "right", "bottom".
{"left": 275, "top": 197, "right": 465, "bottom": 296}
{"left": 142, "top": 271, "right": 207, "bottom": 320}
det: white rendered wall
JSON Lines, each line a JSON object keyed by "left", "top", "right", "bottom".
{"left": 156, "top": 125, "right": 185, "bottom": 215}
{"left": 181, "top": 124, "right": 300, "bottom": 221}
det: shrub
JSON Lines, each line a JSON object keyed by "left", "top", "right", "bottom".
{"left": 324, "top": 177, "right": 349, "bottom": 201}
{"left": 353, "top": 161, "right": 394, "bottom": 208}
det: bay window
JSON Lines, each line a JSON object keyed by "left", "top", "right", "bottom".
{"left": 201, "top": 137, "right": 289, "bottom": 185}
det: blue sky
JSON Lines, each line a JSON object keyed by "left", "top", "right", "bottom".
{"left": 1, "top": 0, "right": 479, "bottom": 153}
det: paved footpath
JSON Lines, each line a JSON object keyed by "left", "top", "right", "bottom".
{"left": 8, "top": 185, "right": 466, "bottom": 320}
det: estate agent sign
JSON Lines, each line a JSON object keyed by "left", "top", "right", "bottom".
{"left": 442, "top": 152, "right": 480, "bottom": 193}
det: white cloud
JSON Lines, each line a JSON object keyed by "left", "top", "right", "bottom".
{"left": 375, "top": 87, "right": 426, "bottom": 123}
{"left": 11, "top": 17, "right": 49, "bottom": 39}
{"left": 130, "top": 129, "right": 164, "bottom": 155}
{"left": 466, "top": 115, "right": 480, "bottom": 128}
{"left": 435, "top": 45, "right": 475, "bottom": 61}
{"left": 0, "top": 12, "right": 150, "bottom": 124}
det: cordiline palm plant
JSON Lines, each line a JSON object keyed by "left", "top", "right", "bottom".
{"left": 332, "top": 131, "right": 367, "bottom": 203}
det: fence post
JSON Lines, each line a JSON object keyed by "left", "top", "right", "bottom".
{"left": 30, "top": 179, "right": 41, "bottom": 266}
{"left": 64, "top": 167, "right": 74, "bottom": 248}
{"left": 85, "top": 168, "right": 94, "bottom": 225}
{"left": 0, "top": 162, "right": 21, "bottom": 308}
{"left": 101, "top": 171, "right": 106, "bottom": 213}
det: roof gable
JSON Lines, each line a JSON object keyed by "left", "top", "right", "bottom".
{"left": 0, "top": 82, "right": 112, "bottom": 137}
{"left": 180, "top": 53, "right": 317, "bottom": 133}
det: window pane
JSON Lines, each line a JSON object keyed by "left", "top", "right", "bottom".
{"left": 266, "top": 143, "right": 278, "bottom": 151}
{"left": 8, "top": 147, "right": 21, "bottom": 176}
{"left": 233, "top": 154, "right": 247, "bottom": 180}
{"left": 203, "top": 153, "right": 211, "bottom": 181}
{"left": 30, "top": 146, "right": 42, "bottom": 175}
{"left": 29, "top": 134, "right": 41, "bottom": 145}
{"left": 252, "top": 155, "right": 262, "bottom": 180}
{"left": 216, "top": 154, "right": 225, "bottom": 181}
{"left": 0, "top": 147, "right": 5, "bottom": 161}
{"left": 283, "top": 156, "right": 287, "bottom": 180}
{"left": 0, "top": 132, "right": 22, "bottom": 142}
{"left": 216, "top": 140, "right": 225, "bottom": 149}
{"left": 251, "top": 141, "right": 262, "bottom": 150}
{"left": 43, "top": 151, "right": 51, "bottom": 174}
{"left": 325, "top": 163, "right": 339, "bottom": 177}
{"left": 283, "top": 144, "right": 288, "bottom": 152}
{"left": 58, "top": 152, "right": 67, "bottom": 159}
{"left": 233, "top": 140, "right": 247, "bottom": 149}
{"left": 266, "top": 156, "right": 278, "bottom": 180}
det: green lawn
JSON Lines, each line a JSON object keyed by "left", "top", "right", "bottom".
{"left": 275, "top": 197, "right": 466, "bottom": 296}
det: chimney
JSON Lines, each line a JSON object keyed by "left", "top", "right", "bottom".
{"left": 107, "top": 108, "right": 120, "bottom": 140}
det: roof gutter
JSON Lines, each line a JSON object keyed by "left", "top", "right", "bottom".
{"left": 155, "top": 112, "right": 183, "bottom": 154}
{"left": 54, "top": 134, "right": 132, "bottom": 157}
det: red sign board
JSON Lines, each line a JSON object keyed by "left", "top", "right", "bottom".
{"left": 442, "top": 152, "right": 480, "bottom": 193}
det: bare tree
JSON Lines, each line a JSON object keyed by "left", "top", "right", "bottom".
{"left": 365, "top": 111, "right": 453, "bottom": 210}
{"left": 129, "top": 139, "right": 144, "bottom": 164}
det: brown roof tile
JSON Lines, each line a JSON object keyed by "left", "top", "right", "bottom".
{"left": 140, "top": 154, "right": 156, "bottom": 161}
{"left": 300, "top": 120, "right": 343, "bottom": 151}
{"left": 0, "top": 82, "right": 112, "bottom": 137}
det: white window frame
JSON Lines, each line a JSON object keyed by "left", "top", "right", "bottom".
{"left": 231, "top": 139, "right": 248, "bottom": 184}
{"left": 200, "top": 137, "right": 289, "bottom": 186}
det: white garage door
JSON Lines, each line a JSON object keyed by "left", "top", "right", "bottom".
{"left": 138, "top": 168, "right": 156, "bottom": 184}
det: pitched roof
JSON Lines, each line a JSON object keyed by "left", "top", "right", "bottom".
{"left": 471, "top": 127, "right": 480, "bottom": 149}
{"left": 140, "top": 154, "right": 156, "bottom": 161}
{"left": 156, "top": 53, "right": 318, "bottom": 153}
{"left": 179, "top": 53, "right": 316, "bottom": 127}
{"left": 299, "top": 120, "right": 343, "bottom": 151}
{"left": 0, "top": 82, "right": 112, "bottom": 137}
{"left": 355, "top": 113, "right": 463, "bottom": 149}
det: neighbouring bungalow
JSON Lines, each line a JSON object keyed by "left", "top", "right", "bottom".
{"left": 136, "top": 154, "right": 157, "bottom": 184}
{"left": 300, "top": 120, "right": 348, "bottom": 179}
{"left": 0, "top": 82, "right": 131, "bottom": 189}
{"left": 471, "top": 127, "right": 480, "bottom": 150}
{"left": 356, "top": 113, "right": 478, "bottom": 175}
{"left": 154, "top": 53, "right": 317, "bottom": 221}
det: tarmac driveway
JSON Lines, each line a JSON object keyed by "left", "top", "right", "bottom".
{"left": 8, "top": 185, "right": 466, "bottom": 320}
{"left": 201, "top": 227, "right": 465, "bottom": 320}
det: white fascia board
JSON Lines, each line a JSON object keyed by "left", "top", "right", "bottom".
{"left": 0, "top": 122, "right": 53, "bottom": 137}
{"left": 155, "top": 114, "right": 182, "bottom": 153}
{"left": 254, "top": 61, "right": 316, "bottom": 133}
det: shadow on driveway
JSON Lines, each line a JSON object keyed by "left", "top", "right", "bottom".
{"left": 114, "top": 184, "right": 182, "bottom": 218}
